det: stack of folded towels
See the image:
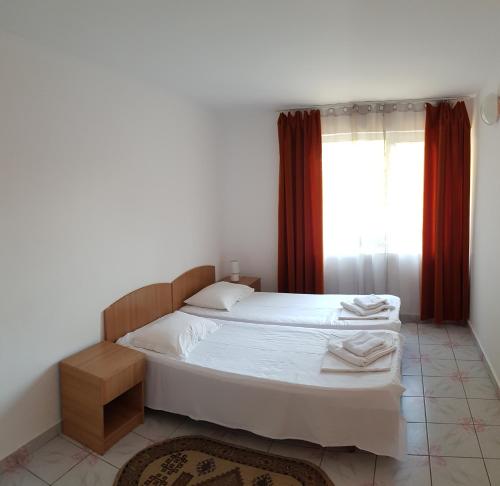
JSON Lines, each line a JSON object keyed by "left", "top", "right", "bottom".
{"left": 339, "top": 294, "right": 395, "bottom": 320}
{"left": 328, "top": 331, "right": 395, "bottom": 366}
{"left": 321, "top": 330, "right": 396, "bottom": 372}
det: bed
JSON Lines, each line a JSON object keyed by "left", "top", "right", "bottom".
{"left": 174, "top": 266, "right": 401, "bottom": 331}
{"left": 103, "top": 281, "right": 406, "bottom": 458}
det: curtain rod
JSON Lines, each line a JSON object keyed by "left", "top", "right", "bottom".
{"left": 276, "top": 95, "right": 471, "bottom": 114}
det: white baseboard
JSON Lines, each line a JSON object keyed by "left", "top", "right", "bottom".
{"left": 468, "top": 319, "right": 500, "bottom": 392}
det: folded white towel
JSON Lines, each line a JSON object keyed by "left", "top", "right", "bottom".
{"left": 327, "top": 335, "right": 396, "bottom": 367}
{"left": 340, "top": 301, "right": 394, "bottom": 317}
{"left": 354, "top": 295, "right": 389, "bottom": 310}
{"left": 321, "top": 349, "right": 393, "bottom": 372}
{"left": 342, "top": 333, "right": 386, "bottom": 357}
{"left": 338, "top": 308, "right": 391, "bottom": 320}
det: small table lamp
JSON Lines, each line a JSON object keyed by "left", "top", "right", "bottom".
{"left": 230, "top": 260, "right": 240, "bottom": 282}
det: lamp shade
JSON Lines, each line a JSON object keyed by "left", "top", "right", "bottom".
{"left": 230, "top": 260, "right": 240, "bottom": 282}
{"left": 231, "top": 260, "right": 240, "bottom": 274}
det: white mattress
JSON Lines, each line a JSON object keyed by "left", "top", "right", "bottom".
{"left": 181, "top": 292, "right": 401, "bottom": 331}
{"left": 118, "top": 321, "right": 406, "bottom": 458}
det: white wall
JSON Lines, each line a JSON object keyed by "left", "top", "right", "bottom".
{"left": 216, "top": 109, "right": 279, "bottom": 290}
{"left": 0, "top": 32, "right": 219, "bottom": 459}
{"left": 469, "top": 81, "right": 500, "bottom": 384}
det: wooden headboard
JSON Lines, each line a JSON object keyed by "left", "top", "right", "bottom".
{"left": 102, "top": 265, "right": 215, "bottom": 341}
{"left": 103, "top": 283, "right": 173, "bottom": 342}
{"left": 171, "top": 265, "right": 215, "bottom": 310}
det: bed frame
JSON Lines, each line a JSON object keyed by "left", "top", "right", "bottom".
{"left": 101, "top": 265, "right": 401, "bottom": 456}
{"left": 103, "top": 265, "right": 215, "bottom": 341}
{"left": 171, "top": 265, "right": 215, "bottom": 310}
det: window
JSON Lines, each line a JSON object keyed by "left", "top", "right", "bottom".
{"left": 322, "top": 132, "right": 424, "bottom": 258}
{"left": 320, "top": 105, "right": 426, "bottom": 317}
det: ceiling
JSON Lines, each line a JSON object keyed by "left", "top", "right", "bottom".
{"left": 1, "top": 0, "right": 499, "bottom": 109}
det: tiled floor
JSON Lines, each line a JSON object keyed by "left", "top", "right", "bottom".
{"left": 1, "top": 323, "right": 499, "bottom": 485}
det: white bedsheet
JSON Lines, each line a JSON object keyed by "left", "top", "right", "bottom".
{"left": 118, "top": 321, "right": 406, "bottom": 458}
{"left": 181, "top": 292, "right": 401, "bottom": 331}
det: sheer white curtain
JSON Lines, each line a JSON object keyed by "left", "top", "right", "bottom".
{"left": 321, "top": 103, "right": 425, "bottom": 318}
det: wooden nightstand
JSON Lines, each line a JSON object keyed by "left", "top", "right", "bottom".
{"left": 221, "top": 275, "right": 261, "bottom": 292}
{"left": 60, "top": 341, "right": 145, "bottom": 454}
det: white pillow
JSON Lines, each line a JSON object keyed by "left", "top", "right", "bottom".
{"left": 184, "top": 281, "right": 254, "bottom": 311}
{"left": 130, "top": 311, "right": 221, "bottom": 359}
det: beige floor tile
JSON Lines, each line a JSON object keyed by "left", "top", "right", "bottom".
{"left": 463, "top": 378, "right": 499, "bottom": 399}
{"left": 0, "top": 468, "right": 47, "bottom": 486}
{"left": 469, "top": 399, "right": 500, "bottom": 426}
{"left": 53, "top": 455, "right": 117, "bottom": 486}
{"left": 427, "top": 423, "right": 481, "bottom": 457}
{"left": 418, "top": 323, "right": 444, "bottom": 333}
{"left": 401, "top": 323, "right": 419, "bottom": 343}
{"left": 449, "top": 333, "right": 476, "bottom": 346}
{"left": 476, "top": 426, "right": 500, "bottom": 459}
{"left": 403, "top": 344, "right": 420, "bottom": 360}
{"left": 456, "top": 360, "right": 489, "bottom": 378}
{"left": 446, "top": 325, "right": 472, "bottom": 335}
{"left": 401, "top": 397, "right": 425, "bottom": 423}
{"left": 430, "top": 456, "right": 490, "bottom": 486}
{"left": 425, "top": 398, "right": 471, "bottom": 424}
{"left": 407, "top": 423, "right": 428, "bottom": 455}
{"left": 402, "top": 359, "right": 421, "bottom": 376}
{"left": 24, "top": 436, "right": 88, "bottom": 484}
{"left": 419, "top": 329, "right": 450, "bottom": 345}
{"left": 374, "top": 455, "right": 430, "bottom": 486}
{"left": 99, "top": 433, "right": 152, "bottom": 469}
{"left": 485, "top": 458, "right": 500, "bottom": 486}
{"left": 402, "top": 376, "right": 423, "bottom": 397}
{"left": 420, "top": 344, "right": 454, "bottom": 360}
{"left": 452, "top": 346, "right": 482, "bottom": 361}
{"left": 421, "top": 359, "right": 459, "bottom": 377}
{"left": 423, "top": 376, "right": 465, "bottom": 398}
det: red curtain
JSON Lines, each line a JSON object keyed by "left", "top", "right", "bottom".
{"left": 421, "top": 101, "right": 470, "bottom": 322}
{"left": 278, "top": 110, "right": 324, "bottom": 294}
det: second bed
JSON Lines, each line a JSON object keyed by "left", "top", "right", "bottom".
{"left": 175, "top": 266, "right": 402, "bottom": 332}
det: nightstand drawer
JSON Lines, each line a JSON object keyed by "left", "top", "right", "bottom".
{"left": 102, "top": 358, "right": 145, "bottom": 404}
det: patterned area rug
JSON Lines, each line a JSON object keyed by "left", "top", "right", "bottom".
{"left": 114, "top": 436, "right": 334, "bottom": 486}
